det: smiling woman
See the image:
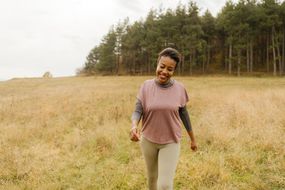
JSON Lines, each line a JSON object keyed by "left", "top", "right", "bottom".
{"left": 130, "top": 47, "right": 197, "bottom": 190}
{"left": 156, "top": 48, "right": 176, "bottom": 84}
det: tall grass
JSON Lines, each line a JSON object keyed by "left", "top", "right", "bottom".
{"left": 0, "top": 76, "right": 284, "bottom": 190}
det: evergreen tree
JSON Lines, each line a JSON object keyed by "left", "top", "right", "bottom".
{"left": 201, "top": 10, "right": 216, "bottom": 73}
{"left": 121, "top": 20, "right": 145, "bottom": 74}
{"left": 259, "top": 0, "right": 283, "bottom": 75}
{"left": 185, "top": 1, "right": 203, "bottom": 75}
{"left": 81, "top": 0, "right": 284, "bottom": 76}
{"left": 95, "top": 27, "right": 117, "bottom": 73}
{"left": 174, "top": 3, "right": 188, "bottom": 75}
{"left": 84, "top": 46, "right": 100, "bottom": 74}
{"left": 217, "top": 1, "right": 236, "bottom": 74}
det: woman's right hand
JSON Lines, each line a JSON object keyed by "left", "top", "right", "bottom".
{"left": 130, "top": 127, "right": 140, "bottom": 142}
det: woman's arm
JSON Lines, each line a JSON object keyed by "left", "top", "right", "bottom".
{"left": 179, "top": 106, "right": 197, "bottom": 151}
{"left": 130, "top": 99, "right": 143, "bottom": 141}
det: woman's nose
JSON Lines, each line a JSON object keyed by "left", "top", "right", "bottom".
{"left": 162, "top": 68, "right": 168, "bottom": 73}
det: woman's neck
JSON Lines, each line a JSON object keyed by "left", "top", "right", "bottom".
{"left": 155, "top": 78, "right": 174, "bottom": 88}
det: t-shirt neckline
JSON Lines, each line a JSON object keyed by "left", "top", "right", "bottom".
{"left": 153, "top": 78, "right": 175, "bottom": 89}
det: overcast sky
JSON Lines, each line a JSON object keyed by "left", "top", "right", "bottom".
{"left": 0, "top": 0, "right": 235, "bottom": 80}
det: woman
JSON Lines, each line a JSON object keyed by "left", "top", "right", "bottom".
{"left": 130, "top": 47, "right": 197, "bottom": 190}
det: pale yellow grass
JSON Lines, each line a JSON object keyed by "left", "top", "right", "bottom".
{"left": 0, "top": 76, "right": 284, "bottom": 190}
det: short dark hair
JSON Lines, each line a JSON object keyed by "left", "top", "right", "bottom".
{"left": 158, "top": 47, "right": 181, "bottom": 69}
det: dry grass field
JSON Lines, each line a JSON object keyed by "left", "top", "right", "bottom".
{"left": 0, "top": 76, "right": 284, "bottom": 190}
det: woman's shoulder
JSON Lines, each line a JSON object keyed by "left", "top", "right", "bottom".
{"left": 173, "top": 79, "right": 186, "bottom": 89}
{"left": 138, "top": 79, "right": 155, "bottom": 92}
{"left": 141, "top": 79, "right": 155, "bottom": 86}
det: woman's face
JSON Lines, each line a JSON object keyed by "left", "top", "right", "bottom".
{"left": 156, "top": 56, "right": 176, "bottom": 84}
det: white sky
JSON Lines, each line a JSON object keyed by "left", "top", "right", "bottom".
{"left": 0, "top": 0, "right": 234, "bottom": 80}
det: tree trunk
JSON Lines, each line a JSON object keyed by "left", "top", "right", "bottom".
{"left": 202, "top": 48, "right": 206, "bottom": 74}
{"left": 128, "top": 54, "right": 131, "bottom": 74}
{"left": 181, "top": 54, "right": 185, "bottom": 75}
{"left": 224, "top": 46, "right": 228, "bottom": 71}
{"left": 274, "top": 27, "right": 282, "bottom": 76}
{"left": 193, "top": 49, "right": 196, "bottom": 74}
{"left": 206, "top": 44, "right": 210, "bottom": 71}
{"left": 250, "top": 40, "right": 253, "bottom": 72}
{"left": 116, "top": 54, "right": 119, "bottom": 75}
{"left": 133, "top": 52, "right": 136, "bottom": 74}
{"left": 282, "top": 29, "right": 285, "bottom": 73}
{"left": 181, "top": 47, "right": 185, "bottom": 75}
{"left": 229, "top": 42, "right": 232, "bottom": 75}
{"left": 272, "top": 26, "right": 277, "bottom": 76}
{"left": 189, "top": 53, "right": 192, "bottom": 76}
{"left": 189, "top": 51, "right": 194, "bottom": 75}
{"left": 246, "top": 43, "right": 250, "bottom": 73}
{"left": 267, "top": 34, "right": 270, "bottom": 72}
{"left": 237, "top": 49, "right": 241, "bottom": 77}
{"left": 276, "top": 35, "right": 282, "bottom": 76}
{"left": 147, "top": 53, "right": 151, "bottom": 74}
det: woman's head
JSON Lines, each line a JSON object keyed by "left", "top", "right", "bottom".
{"left": 156, "top": 48, "right": 181, "bottom": 84}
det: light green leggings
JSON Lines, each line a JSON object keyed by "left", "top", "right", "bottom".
{"left": 140, "top": 136, "right": 180, "bottom": 190}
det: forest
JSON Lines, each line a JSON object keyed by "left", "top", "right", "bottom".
{"left": 80, "top": 0, "right": 285, "bottom": 76}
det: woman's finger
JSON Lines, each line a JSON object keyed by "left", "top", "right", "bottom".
{"left": 130, "top": 130, "right": 140, "bottom": 141}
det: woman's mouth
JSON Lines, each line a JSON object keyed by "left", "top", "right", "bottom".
{"left": 158, "top": 74, "right": 168, "bottom": 81}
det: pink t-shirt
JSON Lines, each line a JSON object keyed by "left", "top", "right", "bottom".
{"left": 137, "top": 79, "right": 189, "bottom": 144}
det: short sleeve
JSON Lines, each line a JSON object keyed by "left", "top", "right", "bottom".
{"left": 137, "top": 83, "right": 145, "bottom": 102}
{"left": 181, "top": 87, "right": 189, "bottom": 107}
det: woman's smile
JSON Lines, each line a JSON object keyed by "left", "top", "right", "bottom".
{"left": 156, "top": 56, "right": 176, "bottom": 84}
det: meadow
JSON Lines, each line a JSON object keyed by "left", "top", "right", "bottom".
{"left": 0, "top": 76, "right": 284, "bottom": 190}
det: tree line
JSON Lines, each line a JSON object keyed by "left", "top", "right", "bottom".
{"left": 79, "top": 0, "right": 285, "bottom": 76}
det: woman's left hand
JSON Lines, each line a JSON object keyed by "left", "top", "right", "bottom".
{"left": 190, "top": 140, "right": 197, "bottom": 151}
